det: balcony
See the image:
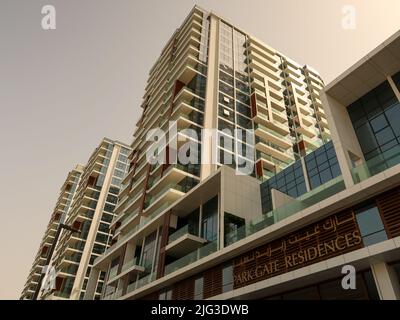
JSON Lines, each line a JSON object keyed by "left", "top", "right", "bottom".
{"left": 295, "top": 124, "right": 317, "bottom": 138}
{"left": 254, "top": 123, "right": 292, "bottom": 149}
{"left": 108, "top": 257, "right": 145, "bottom": 284}
{"left": 318, "top": 117, "right": 329, "bottom": 128}
{"left": 299, "top": 135, "right": 322, "bottom": 150}
{"left": 255, "top": 140, "right": 294, "bottom": 163}
{"left": 147, "top": 164, "right": 200, "bottom": 197}
{"left": 115, "top": 208, "right": 140, "bottom": 233}
{"left": 225, "top": 176, "right": 346, "bottom": 246}
{"left": 351, "top": 145, "right": 400, "bottom": 184}
{"left": 164, "top": 241, "right": 218, "bottom": 275}
{"left": 165, "top": 225, "right": 207, "bottom": 258}
{"left": 253, "top": 112, "right": 290, "bottom": 136}
{"left": 143, "top": 183, "right": 186, "bottom": 215}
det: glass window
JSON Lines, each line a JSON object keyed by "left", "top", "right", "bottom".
{"left": 222, "top": 263, "right": 233, "bottom": 293}
{"left": 355, "top": 203, "right": 388, "bottom": 246}
{"left": 348, "top": 79, "right": 400, "bottom": 165}
{"left": 305, "top": 141, "right": 341, "bottom": 189}
{"left": 194, "top": 276, "right": 203, "bottom": 300}
{"left": 219, "top": 81, "right": 234, "bottom": 98}
{"left": 219, "top": 70, "right": 234, "bottom": 86}
{"left": 202, "top": 196, "right": 218, "bottom": 242}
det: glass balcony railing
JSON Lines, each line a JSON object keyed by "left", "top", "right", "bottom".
{"left": 164, "top": 241, "right": 218, "bottom": 275}
{"left": 144, "top": 183, "right": 184, "bottom": 209}
{"left": 168, "top": 225, "right": 199, "bottom": 244}
{"left": 126, "top": 272, "right": 156, "bottom": 295}
{"left": 255, "top": 123, "right": 290, "bottom": 142}
{"left": 225, "top": 176, "right": 346, "bottom": 246}
{"left": 351, "top": 145, "right": 400, "bottom": 184}
{"left": 108, "top": 265, "right": 119, "bottom": 280}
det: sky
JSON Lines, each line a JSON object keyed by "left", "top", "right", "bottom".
{"left": 0, "top": 0, "right": 399, "bottom": 300}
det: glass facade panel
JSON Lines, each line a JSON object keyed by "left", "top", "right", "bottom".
{"left": 348, "top": 80, "right": 400, "bottom": 163}
{"left": 260, "top": 160, "right": 306, "bottom": 214}
{"left": 305, "top": 141, "right": 341, "bottom": 189}
{"left": 194, "top": 276, "right": 203, "bottom": 300}
{"left": 355, "top": 203, "right": 388, "bottom": 246}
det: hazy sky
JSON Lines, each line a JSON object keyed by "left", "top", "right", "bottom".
{"left": 0, "top": 0, "right": 399, "bottom": 300}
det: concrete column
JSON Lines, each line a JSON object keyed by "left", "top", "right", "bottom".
{"left": 201, "top": 14, "right": 219, "bottom": 181}
{"left": 387, "top": 76, "right": 400, "bottom": 102}
{"left": 83, "top": 267, "right": 100, "bottom": 300}
{"left": 300, "top": 157, "right": 311, "bottom": 192}
{"left": 371, "top": 262, "right": 400, "bottom": 300}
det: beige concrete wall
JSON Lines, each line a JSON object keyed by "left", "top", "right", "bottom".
{"left": 221, "top": 166, "right": 262, "bottom": 228}
{"left": 320, "top": 91, "right": 364, "bottom": 188}
{"left": 271, "top": 189, "right": 295, "bottom": 210}
{"left": 201, "top": 14, "right": 219, "bottom": 181}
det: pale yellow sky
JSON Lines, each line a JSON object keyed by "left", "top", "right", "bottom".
{"left": 0, "top": 0, "right": 399, "bottom": 299}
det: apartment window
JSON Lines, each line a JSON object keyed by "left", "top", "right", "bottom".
{"left": 141, "top": 231, "right": 157, "bottom": 271}
{"left": 236, "top": 79, "right": 249, "bottom": 94}
{"left": 92, "top": 244, "right": 106, "bottom": 255}
{"left": 118, "top": 154, "right": 127, "bottom": 163}
{"left": 219, "top": 92, "right": 234, "bottom": 108}
{"left": 348, "top": 80, "right": 400, "bottom": 170}
{"left": 194, "top": 276, "right": 204, "bottom": 300}
{"left": 95, "top": 232, "right": 109, "bottom": 244}
{"left": 224, "top": 213, "right": 245, "bottom": 246}
{"left": 219, "top": 70, "right": 234, "bottom": 86}
{"left": 355, "top": 202, "right": 388, "bottom": 246}
{"left": 187, "top": 74, "right": 207, "bottom": 98}
{"left": 218, "top": 118, "right": 235, "bottom": 134}
{"left": 202, "top": 196, "right": 218, "bottom": 242}
{"left": 236, "top": 113, "right": 252, "bottom": 129}
{"left": 222, "top": 263, "right": 233, "bottom": 292}
{"left": 113, "top": 169, "right": 125, "bottom": 178}
{"left": 218, "top": 105, "right": 234, "bottom": 122}
{"left": 159, "top": 288, "right": 172, "bottom": 300}
{"left": 236, "top": 91, "right": 250, "bottom": 106}
{"left": 219, "top": 81, "right": 234, "bottom": 98}
{"left": 103, "top": 203, "right": 115, "bottom": 213}
{"left": 236, "top": 101, "right": 251, "bottom": 118}
{"left": 111, "top": 177, "right": 121, "bottom": 186}
{"left": 106, "top": 194, "right": 118, "bottom": 204}
{"left": 305, "top": 141, "right": 341, "bottom": 189}
{"left": 108, "top": 186, "right": 120, "bottom": 195}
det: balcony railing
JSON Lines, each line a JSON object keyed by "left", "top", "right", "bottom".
{"left": 351, "top": 145, "right": 400, "bottom": 184}
{"left": 108, "top": 265, "right": 119, "bottom": 280}
{"left": 168, "top": 225, "right": 198, "bottom": 244}
{"left": 225, "top": 176, "right": 346, "bottom": 246}
{"left": 164, "top": 241, "right": 218, "bottom": 275}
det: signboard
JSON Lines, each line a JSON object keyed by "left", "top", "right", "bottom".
{"left": 233, "top": 210, "right": 363, "bottom": 288}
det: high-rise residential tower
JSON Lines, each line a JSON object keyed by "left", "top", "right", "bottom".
{"left": 84, "top": 6, "right": 333, "bottom": 300}
{"left": 20, "top": 165, "right": 84, "bottom": 300}
{"left": 22, "top": 138, "right": 131, "bottom": 300}
{"left": 89, "top": 22, "right": 400, "bottom": 300}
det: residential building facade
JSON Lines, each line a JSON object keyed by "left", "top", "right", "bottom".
{"left": 83, "top": 6, "right": 341, "bottom": 300}
{"left": 20, "top": 165, "right": 84, "bottom": 300}
{"left": 86, "top": 27, "right": 400, "bottom": 300}
{"left": 21, "top": 138, "right": 131, "bottom": 300}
